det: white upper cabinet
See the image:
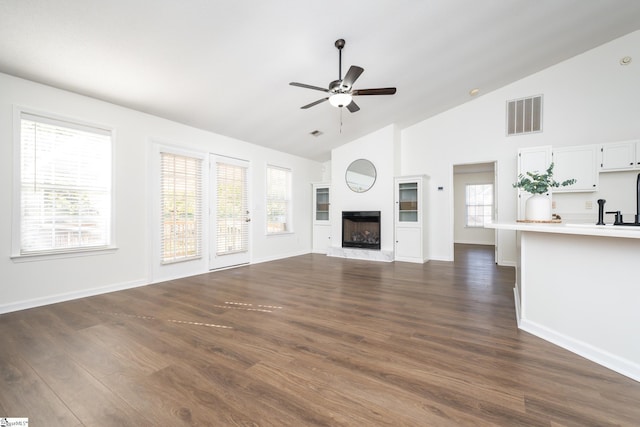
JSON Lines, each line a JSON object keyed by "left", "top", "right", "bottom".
{"left": 518, "top": 146, "right": 552, "bottom": 178}
{"left": 599, "top": 140, "right": 639, "bottom": 172}
{"left": 552, "top": 145, "right": 598, "bottom": 192}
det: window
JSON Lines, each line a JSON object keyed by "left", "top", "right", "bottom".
{"left": 160, "top": 152, "right": 203, "bottom": 264}
{"left": 266, "top": 165, "right": 292, "bottom": 234}
{"left": 465, "top": 184, "right": 493, "bottom": 227}
{"left": 17, "top": 111, "right": 112, "bottom": 255}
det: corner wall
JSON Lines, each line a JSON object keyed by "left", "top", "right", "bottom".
{"left": 401, "top": 30, "right": 640, "bottom": 264}
{"left": 0, "top": 72, "right": 322, "bottom": 313}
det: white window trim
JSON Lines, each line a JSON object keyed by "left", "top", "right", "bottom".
{"left": 265, "top": 164, "right": 293, "bottom": 236}
{"left": 465, "top": 182, "right": 494, "bottom": 228}
{"left": 11, "top": 106, "right": 117, "bottom": 261}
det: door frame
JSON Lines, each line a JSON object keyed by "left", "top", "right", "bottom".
{"left": 450, "top": 160, "right": 498, "bottom": 263}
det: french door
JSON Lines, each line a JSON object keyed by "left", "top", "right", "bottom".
{"left": 210, "top": 155, "right": 250, "bottom": 270}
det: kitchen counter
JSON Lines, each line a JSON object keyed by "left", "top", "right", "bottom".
{"left": 486, "top": 221, "right": 640, "bottom": 382}
{"left": 486, "top": 221, "right": 640, "bottom": 239}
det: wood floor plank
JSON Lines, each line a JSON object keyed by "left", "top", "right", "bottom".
{"left": 28, "top": 353, "right": 150, "bottom": 426}
{"left": 1, "top": 245, "right": 639, "bottom": 425}
{"left": 0, "top": 353, "right": 81, "bottom": 426}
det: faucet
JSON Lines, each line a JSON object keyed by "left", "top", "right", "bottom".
{"left": 597, "top": 199, "right": 606, "bottom": 225}
{"left": 596, "top": 173, "right": 640, "bottom": 226}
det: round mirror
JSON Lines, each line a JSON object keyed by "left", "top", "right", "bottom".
{"left": 345, "top": 159, "right": 377, "bottom": 193}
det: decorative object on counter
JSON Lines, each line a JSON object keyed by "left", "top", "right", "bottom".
{"left": 517, "top": 214, "right": 562, "bottom": 224}
{"left": 513, "top": 163, "right": 576, "bottom": 221}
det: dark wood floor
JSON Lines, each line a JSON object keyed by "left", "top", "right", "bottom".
{"left": 1, "top": 244, "right": 639, "bottom": 426}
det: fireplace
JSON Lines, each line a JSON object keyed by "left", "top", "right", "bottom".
{"left": 342, "top": 211, "right": 381, "bottom": 250}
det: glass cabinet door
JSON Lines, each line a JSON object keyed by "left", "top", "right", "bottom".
{"left": 398, "top": 182, "right": 418, "bottom": 222}
{"left": 315, "top": 187, "right": 329, "bottom": 221}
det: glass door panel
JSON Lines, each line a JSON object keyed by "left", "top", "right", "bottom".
{"left": 315, "top": 187, "right": 329, "bottom": 221}
{"left": 398, "top": 182, "right": 418, "bottom": 222}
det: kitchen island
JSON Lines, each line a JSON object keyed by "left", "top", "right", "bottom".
{"left": 486, "top": 221, "right": 640, "bottom": 382}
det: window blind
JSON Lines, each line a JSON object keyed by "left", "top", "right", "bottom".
{"left": 216, "top": 161, "right": 248, "bottom": 255}
{"left": 160, "top": 152, "right": 203, "bottom": 264}
{"left": 266, "top": 165, "right": 291, "bottom": 234}
{"left": 20, "top": 112, "right": 112, "bottom": 254}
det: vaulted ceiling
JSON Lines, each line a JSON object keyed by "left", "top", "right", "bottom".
{"left": 2, "top": 1, "right": 640, "bottom": 161}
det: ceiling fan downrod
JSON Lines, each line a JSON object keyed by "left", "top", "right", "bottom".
{"left": 335, "top": 39, "right": 345, "bottom": 81}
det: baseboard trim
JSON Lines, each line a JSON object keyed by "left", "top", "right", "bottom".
{"left": 0, "top": 278, "right": 149, "bottom": 315}
{"left": 513, "top": 286, "right": 521, "bottom": 328}
{"left": 519, "top": 318, "right": 640, "bottom": 383}
{"left": 251, "top": 249, "right": 310, "bottom": 265}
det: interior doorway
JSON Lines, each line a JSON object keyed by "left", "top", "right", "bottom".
{"left": 451, "top": 161, "right": 497, "bottom": 263}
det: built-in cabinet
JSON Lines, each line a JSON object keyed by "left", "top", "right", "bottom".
{"left": 394, "top": 175, "right": 429, "bottom": 263}
{"left": 599, "top": 140, "right": 640, "bottom": 172}
{"left": 312, "top": 183, "right": 331, "bottom": 253}
{"left": 517, "top": 144, "right": 601, "bottom": 218}
{"left": 517, "top": 140, "right": 639, "bottom": 219}
{"left": 552, "top": 145, "right": 598, "bottom": 192}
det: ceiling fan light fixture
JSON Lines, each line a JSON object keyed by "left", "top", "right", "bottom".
{"left": 329, "top": 93, "right": 352, "bottom": 108}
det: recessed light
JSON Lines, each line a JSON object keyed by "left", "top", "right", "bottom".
{"left": 469, "top": 88, "right": 480, "bottom": 96}
{"left": 620, "top": 56, "right": 632, "bottom": 65}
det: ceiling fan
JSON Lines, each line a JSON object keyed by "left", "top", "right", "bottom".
{"left": 290, "top": 39, "right": 396, "bottom": 113}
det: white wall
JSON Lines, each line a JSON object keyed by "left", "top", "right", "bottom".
{"left": 0, "top": 72, "right": 322, "bottom": 313}
{"left": 454, "top": 171, "right": 495, "bottom": 245}
{"left": 553, "top": 171, "right": 640, "bottom": 223}
{"left": 401, "top": 30, "right": 640, "bottom": 265}
{"left": 330, "top": 125, "right": 398, "bottom": 253}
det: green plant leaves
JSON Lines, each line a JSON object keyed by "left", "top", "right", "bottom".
{"left": 513, "top": 163, "right": 576, "bottom": 194}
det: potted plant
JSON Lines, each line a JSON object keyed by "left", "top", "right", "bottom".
{"left": 513, "top": 163, "right": 576, "bottom": 221}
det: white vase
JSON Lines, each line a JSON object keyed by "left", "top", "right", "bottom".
{"left": 525, "top": 194, "right": 552, "bottom": 221}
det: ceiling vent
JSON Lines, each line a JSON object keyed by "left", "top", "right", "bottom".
{"left": 310, "top": 130, "right": 323, "bottom": 137}
{"left": 506, "top": 95, "right": 542, "bottom": 136}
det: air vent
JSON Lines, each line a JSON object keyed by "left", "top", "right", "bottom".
{"left": 506, "top": 95, "right": 542, "bottom": 136}
{"left": 310, "top": 130, "right": 323, "bottom": 137}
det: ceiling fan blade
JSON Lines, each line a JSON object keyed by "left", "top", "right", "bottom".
{"left": 342, "top": 66, "right": 364, "bottom": 89}
{"left": 290, "top": 82, "right": 329, "bottom": 92}
{"left": 346, "top": 100, "right": 360, "bottom": 113}
{"left": 352, "top": 87, "right": 397, "bottom": 96}
{"left": 301, "top": 97, "right": 329, "bottom": 109}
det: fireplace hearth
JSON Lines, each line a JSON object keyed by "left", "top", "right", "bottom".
{"left": 342, "top": 211, "right": 381, "bottom": 250}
